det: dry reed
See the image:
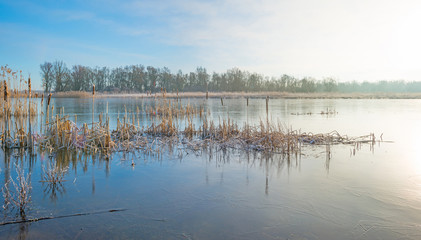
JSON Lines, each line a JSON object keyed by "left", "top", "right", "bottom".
{"left": 1, "top": 165, "right": 32, "bottom": 216}
{"left": 0, "top": 66, "right": 380, "bottom": 158}
{"left": 52, "top": 91, "right": 91, "bottom": 98}
{"left": 11, "top": 96, "right": 379, "bottom": 156}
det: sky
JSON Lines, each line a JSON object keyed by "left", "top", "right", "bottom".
{"left": 1, "top": 0, "right": 421, "bottom": 90}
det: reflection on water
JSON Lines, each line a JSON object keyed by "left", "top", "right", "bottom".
{"left": 1, "top": 98, "right": 421, "bottom": 239}
{"left": 41, "top": 159, "right": 69, "bottom": 203}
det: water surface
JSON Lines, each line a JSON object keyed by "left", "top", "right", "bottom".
{"left": 1, "top": 98, "right": 421, "bottom": 239}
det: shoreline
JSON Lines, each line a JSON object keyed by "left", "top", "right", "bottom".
{"left": 51, "top": 91, "right": 421, "bottom": 99}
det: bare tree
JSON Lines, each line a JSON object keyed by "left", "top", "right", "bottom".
{"left": 40, "top": 62, "right": 53, "bottom": 93}
{"left": 187, "top": 72, "right": 197, "bottom": 91}
{"left": 175, "top": 70, "right": 186, "bottom": 91}
{"left": 247, "top": 73, "right": 263, "bottom": 91}
{"left": 109, "top": 67, "right": 126, "bottom": 90}
{"left": 226, "top": 68, "right": 245, "bottom": 91}
{"left": 146, "top": 66, "right": 158, "bottom": 93}
{"left": 93, "top": 66, "right": 109, "bottom": 91}
{"left": 71, "top": 65, "right": 94, "bottom": 91}
{"left": 71, "top": 65, "right": 84, "bottom": 91}
{"left": 196, "top": 67, "right": 209, "bottom": 92}
{"left": 160, "top": 67, "right": 172, "bottom": 91}
{"left": 129, "top": 65, "right": 145, "bottom": 92}
{"left": 52, "top": 60, "right": 69, "bottom": 92}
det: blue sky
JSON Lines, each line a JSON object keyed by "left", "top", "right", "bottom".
{"left": 1, "top": 0, "right": 421, "bottom": 90}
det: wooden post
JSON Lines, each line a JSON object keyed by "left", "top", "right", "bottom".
{"left": 266, "top": 96, "right": 269, "bottom": 113}
{"left": 265, "top": 96, "right": 269, "bottom": 121}
{"left": 46, "top": 93, "right": 52, "bottom": 127}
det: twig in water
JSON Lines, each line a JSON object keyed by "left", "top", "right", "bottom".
{"left": 0, "top": 209, "right": 127, "bottom": 226}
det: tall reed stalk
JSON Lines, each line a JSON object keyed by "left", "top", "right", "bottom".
{"left": 3, "top": 80, "right": 9, "bottom": 148}
{"left": 27, "top": 77, "right": 32, "bottom": 152}
{"left": 92, "top": 85, "right": 95, "bottom": 132}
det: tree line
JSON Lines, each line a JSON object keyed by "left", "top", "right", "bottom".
{"left": 40, "top": 60, "right": 421, "bottom": 93}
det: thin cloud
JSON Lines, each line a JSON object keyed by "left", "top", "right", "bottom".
{"left": 3, "top": 0, "right": 421, "bottom": 83}
{"left": 135, "top": 0, "right": 421, "bottom": 80}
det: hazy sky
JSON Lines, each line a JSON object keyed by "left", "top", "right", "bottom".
{"left": 1, "top": 0, "right": 421, "bottom": 89}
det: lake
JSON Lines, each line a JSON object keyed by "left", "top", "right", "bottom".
{"left": 1, "top": 97, "right": 421, "bottom": 240}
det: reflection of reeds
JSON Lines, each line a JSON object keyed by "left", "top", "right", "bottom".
{"left": 41, "top": 161, "right": 68, "bottom": 184}
{"left": 41, "top": 161, "right": 68, "bottom": 202}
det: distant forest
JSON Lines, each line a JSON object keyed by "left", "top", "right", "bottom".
{"left": 40, "top": 61, "right": 421, "bottom": 93}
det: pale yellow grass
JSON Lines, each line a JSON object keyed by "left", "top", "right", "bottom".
{"left": 52, "top": 91, "right": 91, "bottom": 98}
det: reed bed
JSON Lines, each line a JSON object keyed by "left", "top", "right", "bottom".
{"left": 144, "top": 98, "right": 204, "bottom": 118}
{"left": 29, "top": 109, "right": 377, "bottom": 158}
{"left": 2, "top": 97, "right": 377, "bottom": 157}
{"left": 36, "top": 116, "right": 115, "bottom": 155}
{"left": 1, "top": 66, "right": 38, "bottom": 150}
{"left": 1, "top": 66, "right": 38, "bottom": 118}
{"left": 0, "top": 66, "right": 379, "bottom": 157}
{"left": 182, "top": 118, "right": 376, "bottom": 156}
